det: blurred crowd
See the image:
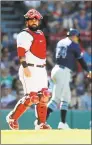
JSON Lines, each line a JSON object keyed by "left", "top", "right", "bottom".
{"left": 1, "top": 1, "right": 92, "bottom": 110}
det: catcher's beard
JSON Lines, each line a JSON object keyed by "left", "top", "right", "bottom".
{"left": 28, "top": 24, "right": 40, "bottom": 31}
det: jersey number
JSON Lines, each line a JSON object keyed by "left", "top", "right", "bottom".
{"left": 58, "top": 46, "right": 67, "bottom": 58}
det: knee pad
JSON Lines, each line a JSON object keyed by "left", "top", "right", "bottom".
{"left": 41, "top": 88, "right": 51, "bottom": 98}
{"left": 38, "top": 88, "right": 51, "bottom": 104}
{"left": 20, "top": 95, "right": 33, "bottom": 106}
{"left": 29, "top": 92, "right": 39, "bottom": 104}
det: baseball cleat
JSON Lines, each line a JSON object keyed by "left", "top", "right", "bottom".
{"left": 58, "top": 122, "right": 70, "bottom": 129}
{"left": 6, "top": 115, "right": 19, "bottom": 130}
{"left": 34, "top": 120, "right": 52, "bottom": 130}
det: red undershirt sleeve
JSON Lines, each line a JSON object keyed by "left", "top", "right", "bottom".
{"left": 17, "top": 47, "right": 26, "bottom": 57}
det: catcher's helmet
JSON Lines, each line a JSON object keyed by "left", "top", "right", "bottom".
{"left": 67, "top": 28, "right": 80, "bottom": 36}
{"left": 24, "top": 9, "right": 43, "bottom": 20}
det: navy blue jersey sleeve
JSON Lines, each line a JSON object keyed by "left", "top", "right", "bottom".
{"left": 73, "top": 43, "right": 82, "bottom": 59}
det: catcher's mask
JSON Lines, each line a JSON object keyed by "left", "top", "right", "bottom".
{"left": 24, "top": 9, "right": 43, "bottom": 20}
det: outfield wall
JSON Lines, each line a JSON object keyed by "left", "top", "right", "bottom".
{"left": 1, "top": 109, "right": 91, "bottom": 129}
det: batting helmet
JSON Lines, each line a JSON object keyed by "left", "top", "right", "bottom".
{"left": 67, "top": 28, "right": 80, "bottom": 36}
{"left": 24, "top": 9, "right": 43, "bottom": 20}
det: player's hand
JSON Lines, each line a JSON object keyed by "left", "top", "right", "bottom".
{"left": 23, "top": 67, "right": 31, "bottom": 77}
{"left": 87, "top": 71, "right": 92, "bottom": 79}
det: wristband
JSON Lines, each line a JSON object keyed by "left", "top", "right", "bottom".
{"left": 21, "top": 61, "right": 28, "bottom": 68}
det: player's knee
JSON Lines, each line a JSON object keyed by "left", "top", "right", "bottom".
{"left": 19, "top": 95, "right": 32, "bottom": 106}
{"left": 29, "top": 92, "right": 39, "bottom": 104}
{"left": 38, "top": 88, "right": 51, "bottom": 104}
{"left": 41, "top": 88, "right": 51, "bottom": 97}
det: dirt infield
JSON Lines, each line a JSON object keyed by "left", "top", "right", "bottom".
{"left": 1, "top": 129, "right": 91, "bottom": 144}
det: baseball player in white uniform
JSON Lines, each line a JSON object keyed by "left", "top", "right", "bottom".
{"left": 6, "top": 9, "right": 51, "bottom": 130}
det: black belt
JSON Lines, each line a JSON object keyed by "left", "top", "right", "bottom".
{"left": 59, "top": 65, "right": 65, "bottom": 69}
{"left": 58, "top": 64, "right": 72, "bottom": 73}
{"left": 28, "top": 63, "right": 46, "bottom": 68}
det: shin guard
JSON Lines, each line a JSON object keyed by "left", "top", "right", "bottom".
{"left": 10, "top": 96, "right": 33, "bottom": 120}
{"left": 36, "top": 103, "right": 47, "bottom": 124}
{"left": 35, "top": 88, "right": 51, "bottom": 124}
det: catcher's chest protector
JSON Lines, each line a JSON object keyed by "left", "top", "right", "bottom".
{"left": 24, "top": 28, "right": 46, "bottom": 59}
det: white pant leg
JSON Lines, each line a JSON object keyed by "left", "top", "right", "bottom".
{"left": 51, "top": 65, "right": 71, "bottom": 104}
